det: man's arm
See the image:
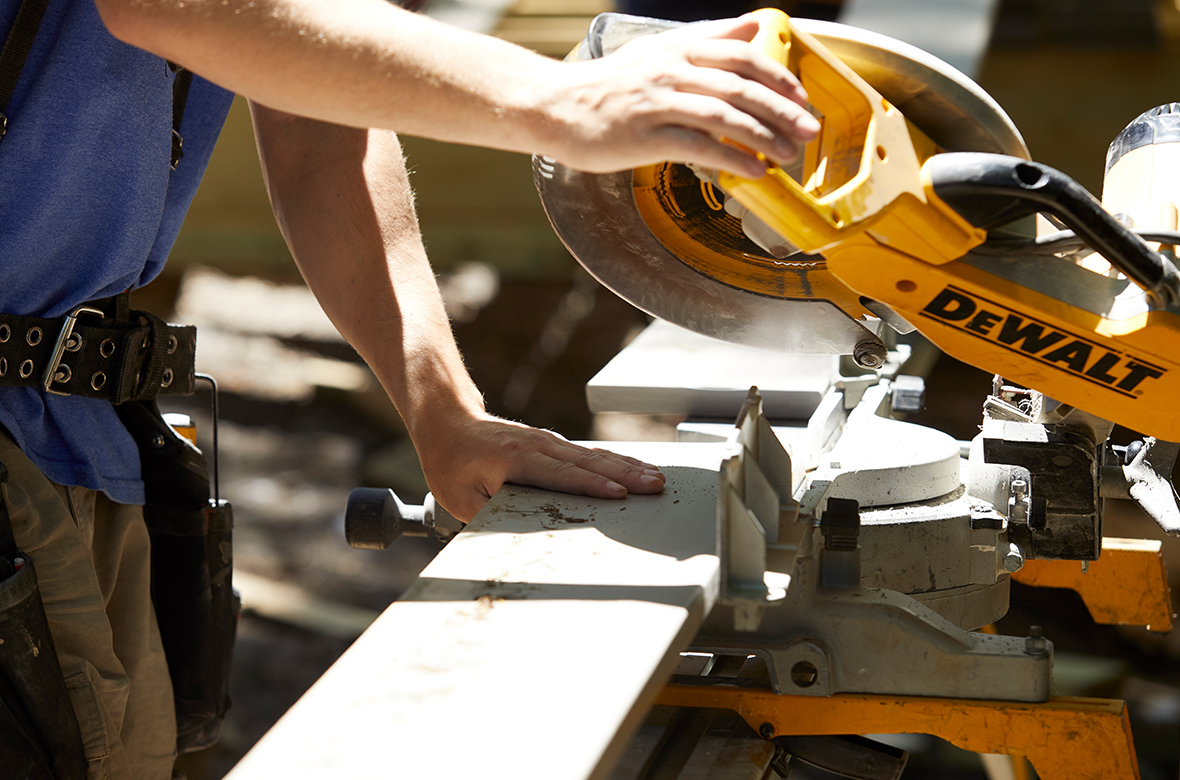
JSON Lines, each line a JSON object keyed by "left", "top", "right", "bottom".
{"left": 95, "top": 0, "right": 818, "bottom": 177}
{"left": 251, "top": 105, "right": 666, "bottom": 521}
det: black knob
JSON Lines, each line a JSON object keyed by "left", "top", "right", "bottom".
{"left": 344, "top": 488, "right": 428, "bottom": 550}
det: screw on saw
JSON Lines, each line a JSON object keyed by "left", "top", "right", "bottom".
{"left": 1024, "top": 626, "right": 1049, "bottom": 658}
{"left": 852, "top": 340, "right": 887, "bottom": 370}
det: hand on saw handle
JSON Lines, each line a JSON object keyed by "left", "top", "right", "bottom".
{"left": 413, "top": 410, "right": 667, "bottom": 523}
{"left": 543, "top": 13, "right": 820, "bottom": 178}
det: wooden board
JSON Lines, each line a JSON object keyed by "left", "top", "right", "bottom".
{"left": 586, "top": 320, "right": 838, "bottom": 420}
{"left": 225, "top": 441, "right": 733, "bottom": 780}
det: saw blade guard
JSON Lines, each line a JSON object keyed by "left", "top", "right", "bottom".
{"left": 534, "top": 11, "right": 1028, "bottom": 355}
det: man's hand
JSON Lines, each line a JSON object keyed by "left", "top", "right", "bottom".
{"left": 539, "top": 14, "right": 820, "bottom": 178}
{"left": 414, "top": 411, "right": 666, "bottom": 522}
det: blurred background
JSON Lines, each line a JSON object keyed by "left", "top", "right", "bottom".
{"left": 149, "top": 1, "right": 1180, "bottom": 777}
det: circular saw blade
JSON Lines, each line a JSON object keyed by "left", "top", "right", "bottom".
{"left": 535, "top": 18, "right": 1029, "bottom": 353}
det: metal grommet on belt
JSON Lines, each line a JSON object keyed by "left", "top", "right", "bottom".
{"left": 100, "top": 339, "right": 116, "bottom": 358}
{"left": 0, "top": 324, "right": 9, "bottom": 343}
{"left": 52, "top": 365, "right": 72, "bottom": 385}
{"left": 18, "top": 360, "right": 33, "bottom": 379}
{"left": 65, "top": 333, "right": 83, "bottom": 352}
{"left": 166, "top": 334, "right": 178, "bottom": 355}
{"left": 161, "top": 368, "right": 173, "bottom": 388}
{"left": 0, "top": 358, "right": 7, "bottom": 377}
{"left": 91, "top": 372, "right": 106, "bottom": 391}
{"left": 25, "top": 327, "right": 41, "bottom": 347}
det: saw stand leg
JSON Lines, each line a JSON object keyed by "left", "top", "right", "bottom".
{"left": 656, "top": 685, "right": 1141, "bottom": 779}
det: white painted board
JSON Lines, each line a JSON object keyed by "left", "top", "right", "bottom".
{"left": 587, "top": 321, "right": 839, "bottom": 420}
{"left": 226, "top": 442, "right": 733, "bottom": 780}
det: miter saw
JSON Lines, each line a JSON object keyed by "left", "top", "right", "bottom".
{"left": 346, "top": 10, "right": 1179, "bottom": 779}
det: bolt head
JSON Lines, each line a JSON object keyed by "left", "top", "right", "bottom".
{"left": 759, "top": 722, "right": 776, "bottom": 739}
{"left": 852, "top": 340, "right": 887, "bottom": 370}
{"left": 1024, "top": 625, "right": 1049, "bottom": 657}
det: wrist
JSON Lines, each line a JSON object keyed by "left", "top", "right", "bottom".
{"left": 502, "top": 57, "right": 576, "bottom": 163}
{"left": 397, "top": 373, "right": 487, "bottom": 443}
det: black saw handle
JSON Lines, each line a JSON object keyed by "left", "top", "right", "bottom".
{"left": 927, "top": 152, "right": 1180, "bottom": 307}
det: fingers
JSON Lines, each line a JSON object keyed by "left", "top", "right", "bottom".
{"left": 663, "top": 41, "right": 819, "bottom": 149}
{"left": 559, "top": 16, "right": 819, "bottom": 175}
{"left": 681, "top": 37, "right": 811, "bottom": 108}
{"left": 683, "top": 47, "right": 816, "bottom": 131}
{"left": 419, "top": 417, "right": 668, "bottom": 523}
{"left": 506, "top": 436, "right": 666, "bottom": 498}
{"left": 646, "top": 86, "right": 814, "bottom": 168}
{"left": 641, "top": 15, "right": 813, "bottom": 109}
{"left": 650, "top": 126, "right": 768, "bottom": 178}
{"left": 509, "top": 432, "right": 668, "bottom": 497}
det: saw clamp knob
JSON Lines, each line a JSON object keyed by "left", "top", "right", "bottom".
{"left": 344, "top": 488, "right": 462, "bottom": 550}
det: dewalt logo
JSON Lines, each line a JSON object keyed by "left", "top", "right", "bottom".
{"left": 921, "top": 286, "right": 1165, "bottom": 397}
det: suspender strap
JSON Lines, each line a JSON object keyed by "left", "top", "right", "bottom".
{"left": 170, "top": 67, "right": 192, "bottom": 170}
{"left": 0, "top": 4, "right": 194, "bottom": 170}
{"left": 0, "top": 0, "right": 47, "bottom": 139}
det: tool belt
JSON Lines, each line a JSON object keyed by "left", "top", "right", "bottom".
{"left": 0, "top": 293, "right": 196, "bottom": 404}
{"left": 117, "top": 400, "right": 238, "bottom": 755}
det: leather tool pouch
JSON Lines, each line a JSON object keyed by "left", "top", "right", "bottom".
{"left": 117, "top": 400, "right": 239, "bottom": 754}
{"left": 0, "top": 463, "right": 87, "bottom": 780}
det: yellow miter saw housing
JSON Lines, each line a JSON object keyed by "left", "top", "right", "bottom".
{"left": 723, "top": 9, "right": 1180, "bottom": 442}
{"left": 715, "top": 10, "right": 983, "bottom": 272}
{"left": 538, "top": 10, "right": 1180, "bottom": 442}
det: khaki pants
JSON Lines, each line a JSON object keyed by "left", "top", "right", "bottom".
{"left": 0, "top": 434, "right": 176, "bottom": 780}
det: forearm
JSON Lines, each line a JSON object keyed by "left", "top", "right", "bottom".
{"left": 100, "top": 0, "right": 557, "bottom": 156}
{"left": 250, "top": 103, "right": 482, "bottom": 436}
{"left": 251, "top": 104, "right": 667, "bottom": 519}
{"left": 95, "top": 0, "right": 818, "bottom": 177}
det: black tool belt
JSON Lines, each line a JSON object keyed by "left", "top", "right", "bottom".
{"left": 0, "top": 293, "right": 196, "bottom": 403}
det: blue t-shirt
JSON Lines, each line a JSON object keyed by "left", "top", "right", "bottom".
{"left": 0, "top": 0, "right": 234, "bottom": 503}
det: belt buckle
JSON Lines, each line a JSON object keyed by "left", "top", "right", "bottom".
{"left": 43, "top": 306, "right": 105, "bottom": 396}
